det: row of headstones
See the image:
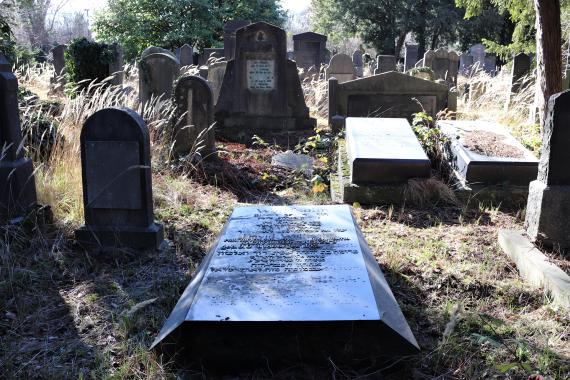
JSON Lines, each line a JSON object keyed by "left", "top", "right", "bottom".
{"left": 459, "top": 43, "right": 497, "bottom": 76}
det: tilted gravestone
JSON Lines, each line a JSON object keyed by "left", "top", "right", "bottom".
{"left": 224, "top": 20, "right": 251, "bottom": 60}
{"left": 139, "top": 53, "right": 180, "bottom": 105}
{"left": 404, "top": 44, "right": 419, "bottom": 72}
{"left": 525, "top": 90, "right": 570, "bottom": 252}
{"left": 75, "top": 108, "right": 163, "bottom": 249}
{"left": 179, "top": 44, "right": 194, "bottom": 67}
{"left": 352, "top": 49, "right": 364, "bottom": 77}
{"left": 510, "top": 53, "right": 531, "bottom": 94}
{"left": 423, "top": 48, "right": 459, "bottom": 86}
{"left": 0, "top": 54, "right": 37, "bottom": 214}
{"left": 325, "top": 53, "right": 356, "bottom": 83}
{"left": 215, "top": 22, "right": 315, "bottom": 139}
{"left": 207, "top": 61, "right": 227, "bottom": 104}
{"left": 293, "top": 32, "right": 328, "bottom": 73}
{"left": 328, "top": 71, "right": 456, "bottom": 124}
{"left": 173, "top": 76, "right": 216, "bottom": 158}
{"left": 152, "top": 205, "right": 419, "bottom": 367}
{"left": 374, "top": 55, "right": 397, "bottom": 74}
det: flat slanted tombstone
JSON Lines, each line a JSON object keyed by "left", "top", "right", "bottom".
{"left": 526, "top": 90, "right": 570, "bottom": 251}
{"left": 347, "top": 118, "right": 430, "bottom": 184}
{"left": 325, "top": 53, "right": 356, "bottom": 83}
{"left": 152, "top": 205, "right": 419, "bottom": 368}
{"left": 438, "top": 120, "right": 538, "bottom": 186}
{"left": 75, "top": 108, "right": 164, "bottom": 249}
{"left": 374, "top": 55, "right": 397, "bottom": 74}
{"left": 173, "top": 75, "right": 216, "bottom": 158}
{"left": 0, "top": 54, "right": 37, "bottom": 215}
{"left": 215, "top": 22, "right": 315, "bottom": 139}
{"left": 139, "top": 53, "right": 180, "bottom": 105}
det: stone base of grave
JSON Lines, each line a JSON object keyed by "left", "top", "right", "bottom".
{"left": 331, "top": 140, "right": 409, "bottom": 205}
{"left": 216, "top": 115, "right": 316, "bottom": 143}
{"left": 75, "top": 223, "right": 164, "bottom": 250}
{"left": 525, "top": 181, "right": 570, "bottom": 251}
{"left": 0, "top": 157, "right": 37, "bottom": 214}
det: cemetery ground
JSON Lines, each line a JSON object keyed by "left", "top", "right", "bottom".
{"left": 1, "top": 65, "right": 569, "bottom": 380}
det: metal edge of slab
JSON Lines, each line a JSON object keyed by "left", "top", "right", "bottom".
{"left": 498, "top": 229, "right": 570, "bottom": 310}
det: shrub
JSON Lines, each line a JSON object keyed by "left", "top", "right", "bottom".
{"left": 65, "top": 38, "right": 114, "bottom": 93}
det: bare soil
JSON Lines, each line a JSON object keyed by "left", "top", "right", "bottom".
{"left": 463, "top": 130, "right": 526, "bottom": 159}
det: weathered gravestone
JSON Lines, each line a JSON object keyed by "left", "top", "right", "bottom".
{"left": 178, "top": 44, "right": 194, "bottom": 67}
{"left": 404, "top": 44, "right": 419, "bottom": 72}
{"left": 459, "top": 52, "right": 474, "bottom": 75}
{"left": 438, "top": 120, "right": 538, "bottom": 187}
{"left": 49, "top": 44, "right": 66, "bottom": 92}
{"left": 224, "top": 20, "right": 251, "bottom": 60}
{"left": 484, "top": 54, "right": 497, "bottom": 76}
{"left": 139, "top": 53, "right": 180, "bottom": 105}
{"left": 207, "top": 61, "right": 227, "bottom": 104}
{"left": 423, "top": 48, "right": 459, "bottom": 86}
{"left": 510, "top": 53, "right": 531, "bottom": 94}
{"left": 352, "top": 50, "right": 364, "bottom": 77}
{"left": 328, "top": 71, "right": 456, "bottom": 124}
{"left": 374, "top": 55, "right": 397, "bottom": 74}
{"left": 152, "top": 204, "right": 419, "bottom": 368}
{"left": 293, "top": 32, "right": 328, "bottom": 72}
{"left": 108, "top": 43, "right": 124, "bottom": 86}
{"left": 469, "top": 43, "right": 485, "bottom": 69}
{"left": 525, "top": 90, "right": 570, "bottom": 251}
{"left": 215, "top": 22, "right": 315, "bottom": 140}
{"left": 0, "top": 54, "right": 37, "bottom": 214}
{"left": 325, "top": 53, "right": 356, "bottom": 83}
{"left": 75, "top": 108, "right": 164, "bottom": 249}
{"left": 199, "top": 48, "right": 224, "bottom": 66}
{"left": 141, "top": 46, "right": 175, "bottom": 60}
{"left": 173, "top": 76, "right": 216, "bottom": 157}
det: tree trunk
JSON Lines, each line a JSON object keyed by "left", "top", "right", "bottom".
{"left": 395, "top": 32, "right": 406, "bottom": 59}
{"left": 534, "top": 0, "right": 562, "bottom": 129}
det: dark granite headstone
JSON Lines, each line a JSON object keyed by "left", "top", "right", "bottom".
{"left": 179, "top": 44, "right": 194, "bottom": 67}
{"left": 352, "top": 49, "right": 364, "bottom": 77}
{"left": 525, "top": 90, "right": 570, "bottom": 251}
{"left": 459, "top": 53, "right": 473, "bottom": 75}
{"left": 75, "top": 108, "right": 163, "bottom": 249}
{"left": 404, "top": 44, "right": 419, "bottom": 72}
{"left": 50, "top": 44, "right": 66, "bottom": 76}
{"left": 139, "top": 53, "right": 180, "bottom": 105}
{"left": 374, "top": 55, "right": 397, "bottom": 74}
{"left": 215, "top": 22, "right": 315, "bottom": 139}
{"left": 484, "top": 54, "right": 497, "bottom": 76}
{"left": 173, "top": 76, "right": 216, "bottom": 157}
{"left": 328, "top": 71, "right": 455, "bottom": 123}
{"left": 0, "top": 54, "right": 37, "bottom": 215}
{"left": 152, "top": 205, "right": 419, "bottom": 368}
{"left": 510, "top": 53, "right": 531, "bottom": 93}
{"left": 438, "top": 120, "right": 538, "bottom": 186}
{"left": 325, "top": 53, "right": 356, "bottom": 83}
{"left": 346, "top": 118, "right": 430, "bottom": 184}
{"left": 224, "top": 20, "right": 251, "bottom": 60}
{"left": 293, "top": 32, "right": 328, "bottom": 72}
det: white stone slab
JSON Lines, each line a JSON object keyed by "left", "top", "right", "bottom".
{"left": 247, "top": 59, "right": 275, "bottom": 90}
{"left": 186, "top": 205, "right": 380, "bottom": 321}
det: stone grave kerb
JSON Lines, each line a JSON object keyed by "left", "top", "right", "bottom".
{"left": 173, "top": 75, "right": 216, "bottom": 157}
{"left": 0, "top": 54, "right": 37, "bottom": 214}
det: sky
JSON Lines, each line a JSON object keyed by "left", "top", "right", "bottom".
{"left": 65, "top": 0, "right": 309, "bottom": 14}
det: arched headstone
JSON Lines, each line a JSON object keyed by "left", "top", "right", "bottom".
{"left": 75, "top": 108, "right": 163, "bottom": 249}
{"left": 0, "top": 54, "right": 37, "bottom": 215}
{"left": 139, "top": 53, "right": 180, "bottom": 105}
{"left": 325, "top": 53, "right": 356, "bottom": 83}
{"left": 141, "top": 46, "right": 176, "bottom": 60}
{"left": 173, "top": 76, "right": 216, "bottom": 158}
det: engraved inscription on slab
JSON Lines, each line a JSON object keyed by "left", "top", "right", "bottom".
{"left": 85, "top": 141, "right": 142, "bottom": 210}
{"left": 186, "top": 205, "right": 379, "bottom": 322}
{"left": 247, "top": 59, "right": 275, "bottom": 90}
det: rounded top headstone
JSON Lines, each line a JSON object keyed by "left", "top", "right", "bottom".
{"left": 328, "top": 53, "right": 354, "bottom": 73}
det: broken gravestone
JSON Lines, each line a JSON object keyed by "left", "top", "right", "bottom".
{"left": 75, "top": 108, "right": 164, "bottom": 249}
{"left": 271, "top": 150, "right": 313, "bottom": 176}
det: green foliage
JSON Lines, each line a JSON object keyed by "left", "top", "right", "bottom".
{"left": 408, "top": 67, "right": 435, "bottom": 80}
{"left": 64, "top": 38, "right": 114, "bottom": 92}
{"left": 411, "top": 110, "right": 449, "bottom": 172}
{"left": 94, "top": 0, "right": 287, "bottom": 61}
{"left": 0, "top": 15, "right": 16, "bottom": 63}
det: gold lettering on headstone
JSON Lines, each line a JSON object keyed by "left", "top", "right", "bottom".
{"left": 247, "top": 59, "right": 275, "bottom": 90}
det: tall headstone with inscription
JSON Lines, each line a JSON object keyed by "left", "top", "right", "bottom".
{"left": 75, "top": 108, "right": 164, "bottom": 249}
{"left": 0, "top": 54, "right": 37, "bottom": 215}
{"left": 525, "top": 90, "right": 570, "bottom": 252}
{"left": 215, "top": 22, "right": 315, "bottom": 140}
{"left": 374, "top": 55, "right": 397, "bottom": 74}
{"left": 224, "top": 20, "right": 251, "bottom": 60}
{"left": 325, "top": 53, "right": 356, "bottom": 83}
{"left": 152, "top": 205, "right": 419, "bottom": 367}
{"left": 173, "top": 76, "right": 216, "bottom": 157}
{"left": 139, "top": 53, "right": 180, "bottom": 105}
{"left": 404, "top": 44, "right": 419, "bottom": 72}
{"left": 293, "top": 32, "right": 328, "bottom": 72}
{"left": 179, "top": 44, "right": 194, "bottom": 67}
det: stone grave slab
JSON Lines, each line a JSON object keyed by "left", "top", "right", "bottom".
{"left": 152, "top": 205, "right": 419, "bottom": 368}
{"left": 438, "top": 120, "right": 538, "bottom": 187}
{"left": 346, "top": 118, "right": 430, "bottom": 184}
